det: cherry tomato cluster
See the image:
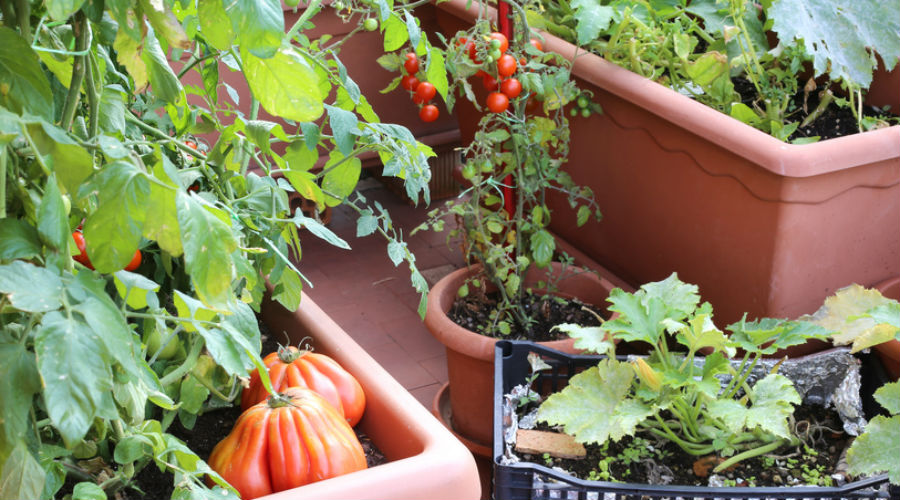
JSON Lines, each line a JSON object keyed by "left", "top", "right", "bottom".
{"left": 399, "top": 52, "right": 441, "bottom": 123}
{"left": 462, "top": 32, "right": 541, "bottom": 114}
{"left": 72, "top": 231, "right": 142, "bottom": 271}
{"left": 569, "top": 94, "right": 598, "bottom": 118}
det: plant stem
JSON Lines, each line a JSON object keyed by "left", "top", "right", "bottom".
{"left": 1, "top": 2, "right": 17, "bottom": 30}
{"left": 60, "top": 13, "right": 90, "bottom": 132}
{"left": 85, "top": 53, "right": 101, "bottom": 140}
{"left": 159, "top": 337, "right": 204, "bottom": 387}
{"left": 713, "top": 438, "right": 784, "bottom": 472}
{"left": 15, "top": 0, "right": 30, "bottom": 44}
{"left": 125, "top": 113, "right": 208, "bottom": 160}
{"left": 0, "top": 147, "right": 7, "bottom": 218}
{"left": 286, "top": 0, "right": 324, "bottom": 42}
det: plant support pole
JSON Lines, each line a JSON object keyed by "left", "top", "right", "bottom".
{"left": 498, "top": 0, "right": 514, "bottom": 218}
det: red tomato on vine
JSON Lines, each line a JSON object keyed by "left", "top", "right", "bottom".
{"left": 403, "top": 52, "right": 419, "bottom": 74}
{"left": 486, "top": 92, "right": 509, "bottom": 113}
{"left": 419, "top": 104, "right": 440, "bottom": 122}
{"left": 500, "top": 78, "right": 522, "bottom": 99}
{"left": 413, "top": 82, "right": 436, "bottom": 104}
{"left": 488, "top": 32, "right": 508, "bottom": 53}
{"left": 401, "top": 74, "right": 420, "bottom": 91}
{"left": 497, "top": 54, "right": 517, "bottom": 78}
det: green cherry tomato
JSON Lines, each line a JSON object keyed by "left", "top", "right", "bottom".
{"left": 144, "top": 325, "right": 180, "bottom": 360}
{"left": 580, "top": 108, "right": 591, "bottom": 118}
{"left": 363, "top": 18, "right": 378, "bottom": 31}
{"left": 461, "top": 163, "right": 476, "bottom": 180}
{"left": 570, "top": 108, "right": 579, "bottom": 117}
{"left": 577, "top": 96, "right": 589, "bottom": 108}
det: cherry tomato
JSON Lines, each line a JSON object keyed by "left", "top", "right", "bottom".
{"left": 125, "top": 250, "right": 142, "bottom": 271}
{"left": 363, "top": 18, "right": 378, "bottom": 31}
{"left": 465, "top": 40, "right": 480, "bottom": 64}
{"left": 401, "top": 74, "right": 420, "bottom": 91}
{"left": 188, "top": 183, "right": 200, "bottom": 192}
{"left": 486, "top": 92, "right": 509, "bottom": 113}
{"left": 496, "top": 54, "right": 517, "bottom": 78}
{"left": 419, "top": 104, "right": 439, "bottom": 123}
{"left": 413, "top": 81, "right": 436, "bottom": 104}
{"left": 482, "top": 73, "right": 498, "bottom": 91}
{"left": 500, "top": 78, "right": 522, "bottom": 99}
{"left": 403, "top": 52, "right": 419, "bottom": 75}
{"left": 72, "top": 232, "right": 94, "bottom": 270}
{"left": 185, "top": 140, "right": 197, "bottom": 150}
{"left": 529, "top": 38, "right": 543, "bottom": 52}
{"left": 488, "top": 32, "right": 508, "bottom": 54}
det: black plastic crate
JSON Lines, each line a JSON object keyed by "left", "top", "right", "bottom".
{"left": 492, "top": 340, "right": 896, "bottom": 500}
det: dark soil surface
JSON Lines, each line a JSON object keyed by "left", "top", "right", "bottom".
{"left": 732, "top": 77, "right": 896, "bottom": 142}
{"left": 514, "top": 403, "right": 855, "bottom": 488}
{"left": 60, "top": 322, "right": 386, "bottom": 500}
{"left": 449, "top": 289, "right": 606, "bottom": 341}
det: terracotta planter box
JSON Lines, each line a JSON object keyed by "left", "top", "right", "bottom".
{"left": 433, "top": 0, "right": 900, "bottom": 326}
{"left": 257, "top": 292, "right": 481, "bottom": 499}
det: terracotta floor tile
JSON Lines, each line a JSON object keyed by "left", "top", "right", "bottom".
{"left": 363, "top": 342, "right": 439, "bottom": 390}
{"left": 409, "top": 383, "right": 443, "bottom": 411}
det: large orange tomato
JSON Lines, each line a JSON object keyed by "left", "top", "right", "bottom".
{"left": 209, "top": 387, "right": 368, "bottom": 499}
{"left": 241, "top": 346, "right": 366, "bottom": 426}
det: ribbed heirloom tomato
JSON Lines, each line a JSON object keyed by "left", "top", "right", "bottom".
{"left": 241, "top": 346, "right": 366, "bottom": 426}
{"left": 209, "top": 387, "right": 367, "bottom": 500}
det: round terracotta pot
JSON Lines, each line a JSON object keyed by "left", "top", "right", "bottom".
{"left": 874, "top": 276, "right": 900, "bottom": 380}
{"left": 424, "top": 262, "right": 618, "bottom": 445}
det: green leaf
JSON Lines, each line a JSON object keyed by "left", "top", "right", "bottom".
{"left": 284, "top": 140, "right": 319, "bottom": 172}
{"left": 179, "top": 376, "right": 210, "bottom": 414}
{"left": 36, "top": 311, "right": 117, "bottom": 446}
{"left": 356, "top": 213, "right": 378, "bottom": 237}
{"left": 538, "top": 360, "right": 651, "bottom": 444}
{"left": 847, "top": 414, "right": 900, "bottom": 483}
{"left": 325, "top": 104, "right": 360, "bottom": 156}
{"left": 243, "top": 46, "right": 324, "bottom": 122}
{"left": 705, "top": 399, "right": 748, "bottom": 435}
{"left": 553, "top": 323, "right": 614, "bottom": 355}
{"left": 0, "top": 343, "right": 40, "bottom": 460}
{"left": 0, "top": 443, "right": 45, "bottom": 500}
{"left": 745, "top": 374, "right": 800, "bottom": 439}
{"left": 272, "top": 269, "right": 303, "bottom": 311}
{"left": 769, "top": 0, "right": 899, "bottom": 88}
{"left": 175, "top": 192, "right": 237, "bottom": 310}
{"left": 576, "top": 205, "right": 591, "bottom": 227}
{"left": 529, "top": 229, "right": 555, "bottom": 268}
{"left": 75, "top": 275, "right": 142, "bottom": 380}
{"left": 113, "top": 271, "right": 161, "bottom": 310}
{"left": 641, "top": 273, "right": 700, "bottom": 320}
{"left": 874, "top": 381, "right": 900, "bottom": 415}
{"left": 382, "top": 14, "right": 409, "bottom": 51}
{"left": 173, "top": 291, "right": 219, "bottom": 333}
{"left": 570, "top": 0, "right": 614, "bottom": 46}
{"left": 142, "top": 26, "right": 185, "bottom": 105}
{"left": 425, "top": 47, "right": 449, "bottom": 100}
{"left": 245, "top": 120, "right": 288, "bottom": 156}
{"left": 668, "top": 313, "right": 731, "bottom": 355}
{"left": 72, "top": 481, "right": 107, "bottom": 500}
{"left": 0, "top": 28, "right": 54, "bottom": 120}
{"left": 282, "top": 170, "right": 324, "bottom": 210}
{"left": 83, "top": 162, "right": 149, "bottom": 273}
{"left": 292, "top": 213, "right": 350, "bottom": 249}
{"left": 199, "top": 0, "right": 235, "bottom": 51}
{"left": 321, "top": 151, "right": 361, "bottom": 207}
{"left": 25, "top": 120, "right": 93, "bottom": 195}
{"left": 226, "top": 0, "right": 283, "bottom": 59}
{"left": 99, "top": 87, "right": 127, "bottom": 136}
{"left": 139, "top": 0, "right": 190, "bottom": 50}
{"left": 729, "top": 102, "right": 762, "bottom": 126}
{"left": 0, "top": 218, "right": 41, "bottom": 262}
{"left": 601, "top": 288, "right": 669, "bottom": 346}
{"left": 685, "top": 51, "right": 729, "bottom": 87}
{"left": 0, "top": 261, "right": 63, "bottom": 312}
{"left": 143, "top": 158, "right": 183, "bottom": 256}
{"left": 387, "top": 240, "right": 405, "bottom": 266}
{"left": 727, "top": 317, "right": 831, "bottom": 355}
{"left": 113, "top": 435, "right": 152, "bottom": 464}
{"left": 37, "top": 174, "right": 69, "bottom": 252}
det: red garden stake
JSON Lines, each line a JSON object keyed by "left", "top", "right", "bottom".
{"left": 498, "top": 0, "right": 515, "bottom": 218}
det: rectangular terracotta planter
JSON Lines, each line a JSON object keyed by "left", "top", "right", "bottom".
{"left": 433, "top": 0, "right": 900, "bottom": 326}
{"left": 257, "top": 292, "right": 481, "bottom": 499}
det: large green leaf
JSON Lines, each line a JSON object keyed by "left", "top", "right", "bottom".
{"left": 142, "top": 26, "right": 185, "bottom": 105}
{"left": 226, "top": 0, "right": 283, "bottom": 59}
{"left": 769, "top": 0, "right": 900, "bottom": 88}
{"left": 321, "top": 150, "right": 361, "bottom": 207}
{"left": 0, "top": 343, "right": 40, "bottom": 462}
{"left": 83, "top": 162, "right": 150, "bottom": 273}
{"left": 37, "top": 174, "right": 69, "bottom": 252}
{"left": 538, "top": 360, "right": 651, "bottom": 444}
{"left": 570, "top": 0, "right": 614, "bottom": 46}
{"left": 0, "top": 261, "right": 63, "bottom": 312}
{"left": 602, "top": 288, "right": 669, "bottom": 346}
{"left": 745, "top": 374, "right": 800, "bottom": 439}
{"left": 325, "top": 104, "right": 360, "bottom": 156}
{"left": 36, "top": 311, "right": 118, "bottom": 446}
{"left": 0, "top": 443, "right": 44, "bottom": 500}
{"left": 0, "top": 219, "right": 41, "bottom": 262}
{"left": 25, "top": 120, "right": 94, "bottom": 195}
{"left": 199, "top": 0, "right": 235, "bottom": 51}
{"left": 72, "top": 272, "right": 141, "bottom": 380}
{"left": 175, "top": 192, "right": 237, "bottom": 309}
{"left": 847, "top": 414, "right": 900, "bottom": 483}
{"left": 243, "top": 46, "right": 324, "bottom": 123}
{"left": 640, "top": 273, "right": 700, "bottom": 320}
{"left": 529, "top": 229, "right": 555, "bottom": 268}
{"left": 875, "top": 381, "right": 900, "bottom": 415}
{"left": 45, "top": 0, "right": 87, "bottom": 20}
{"left": 142, "top": 158, "right": 183, "bottom": 256}
{"left": 0, "top": 28, "right": 53, "bottom": 120}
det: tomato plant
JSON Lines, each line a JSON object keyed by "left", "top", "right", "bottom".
{"left": 241, "top": 346, "right": 366, "bottom": 426}
{"left": 0, "top": 0, "right": 437, "bottom": 498}
{"left": 208, "top": 388, "right": 367, "bottom": 499}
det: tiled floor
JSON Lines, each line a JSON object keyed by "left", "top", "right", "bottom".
{"left": 297, "top": 174, "right": 465, "bottom": 410}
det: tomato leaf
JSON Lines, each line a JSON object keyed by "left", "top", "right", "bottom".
{"left": 36, "top": 311, "right": 118, "bottom": 446}
{"left": 142, "top": 26, "right": 186, "bottom": 105}
{"left": 321, "top": 151, "right": 361, "bottom": 207}
{"left": 25, "top": 120, "right": 93, "bottom": 195}
{"left": 382, "top": 14, "right": 409, "bottom": 52}
{"left": 325, "top": 104, "right": 360, "bottom": 156}
{"left": 143, "top": 158, "right": 183, "bottom": 256}
{"left": 139, "top": 0, "right": 190, "bottom": 50}
{"left": 0, "top": 219, "right": 41, "bottom": 262}
{"left": 37, "top": 174, "right": 69, "bottom": 252}
{"left": 72, "top": 482, "right": 106, "bottom": 500}
{"left": 226, "top": 0, "right": 283, "bottom": 59}
{"left": 83, "top": 162, "right": 150, "bottom": 273}
{"left": 529, "top": 229, "right": 555, "bottom": 268}
{"left": 175, "top": 192, "right": 237, "bottom": 310}
{"left": 0, "top": 261, "right": 64, "bottom": 312}
{"left": 0, "top": 443, "right": 45, "bottom": 500}
{"left": 0, "top": 28, "right": 54, "bottom": 120}
{"left": 199, "top": 0, "right": 235, "bottom": 51}
{"left": 243, "top": 46, "right": 324, "bottom": 123}
{"left": 0, "top": 343, "right": 40, "bottom": 460}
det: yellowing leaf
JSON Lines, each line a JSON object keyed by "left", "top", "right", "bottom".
{"left": 243, "top": 46, "right": 324, "bottom": 123}
{"left": 806, "top": 284, "right": 897, "bottom": 351}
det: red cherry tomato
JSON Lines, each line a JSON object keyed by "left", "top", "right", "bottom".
{"left": 413, "top": 81, "right": 436, "bottom": 104}
{"left": 125, "top": 250, "right": 142, "bottom": 272}
{"left": 496, "top": 54, "right": 517, "bottom": 78}
{"left": 419, "top": 104, "right": 439, "bottom": 123}
{"left": 403, "top": 52, "right": 419, "bottom": 75}
{"left": 401, "top": 74, "right": 420, "bottom": 91}
{"left": 481, "top": 72, "right": 498, "bottom": 91}
{"left": 500, "top": 78, "right": 522, "bottom": 99}
{"left": 488, "top": 32, "right": 508, "bottom": 53}
{"left": 465, "top": 40, "right": 480, "bottom": 64}
{"left": 185, "top": 140, "right": 197, "bottom": 149}
{"left": 529, "top": 38, "right": 543, "bottom": 52}
{"left": 72, "top": 232, "right": 94, "bottom": 270}
{"left": 486, "top": 92, "right": 509, "bottom": 113}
